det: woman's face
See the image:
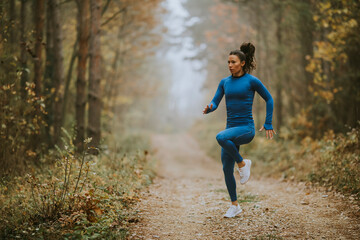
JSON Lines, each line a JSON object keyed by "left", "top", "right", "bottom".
{"left": 228, "top": 55, "right": 245, "bottom": 76}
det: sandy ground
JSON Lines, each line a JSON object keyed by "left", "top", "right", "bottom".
{"left": 128, "top": 133, "right": 360, "bottom": 240}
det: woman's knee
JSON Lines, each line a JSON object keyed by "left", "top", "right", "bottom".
{"left": 216, "top": 132, "right": 226, "bottom": 145}
{"left": 233, "top": 130, "right": 255, "bottom": 145}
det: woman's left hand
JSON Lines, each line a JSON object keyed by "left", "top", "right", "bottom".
{"left": 259, "top": 126, "right": 276, "bottom": 139}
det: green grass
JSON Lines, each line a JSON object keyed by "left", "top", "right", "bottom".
{"left": 237, "top": 192, "right": 259, "bottom": 203}
{"left": 213, "top": 188, "right": 260, "bottom": 203}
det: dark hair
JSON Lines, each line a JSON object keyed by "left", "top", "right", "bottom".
{"left": 229, "top": 42, "right": 256, "bottom": 73}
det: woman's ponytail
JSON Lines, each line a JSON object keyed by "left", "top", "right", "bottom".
{"left": 240, "top": 42, "right": 256, "bottom": 73}
{"left": 229, "top": 42, "right": 256, "bottom": 73}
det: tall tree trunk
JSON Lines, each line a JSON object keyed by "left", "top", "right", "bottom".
{"left": 75, "top": 0, "right": 90, "bottom": 151}
{"left": 107, "top": 10, "right": 126, "bottom": 111}
{"left": 9, "top": 0, "right": 16, "bottom": 51}
{"left": 88, "top": 0, "right": 102, "bottom": 150}
{"left": 254, "top": 0, "right": 262, "bottom": 129}
{"left": 49, "top": 0, "right": 65, "bottom": 144}
{"left": 33, "top": 0, "right": 45, "bottom": 97}
{"left": 63, "top": 39, "right": 78, "bottom": 131}
{"left": 299, "top": 0, "right": 314, "bottom": 108}
{"left": 103, "top": 48, "right": 118, "bottom": 111}
{"left": 275, "top": 2, "right": 283, "bottom": 130}
{"left": 20, "top": 0, "right": 28, "bottom": 99}
{"left": 44, "top": 0, "right": 55, "bottom": 144}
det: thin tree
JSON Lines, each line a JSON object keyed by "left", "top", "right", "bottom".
{"left": 49, "top": 0, "right": 65, "bottom": 144}
{"left": 88, "top": 0, "right": 102, "bottom": 149}
{"left": 33, "top": 0, "right": 45, "bottom": 97}
{"left": 75, "top": 0, "right": 90, "bottom": 151}
{"left": 20, "top": 0, "right": 28, "bottom": 99}
{"left": 298, "top": 0, "right": 314, "bottom": 108}
{"left": 44, "top": 0, "right": 55, "bottom": 144}
{"left": 8, "top": 0, "right": 16, "bottom": 52}
{"left": 274, "top": 1, "right": 283, "bottom": 130}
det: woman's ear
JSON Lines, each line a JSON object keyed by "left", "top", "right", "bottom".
{"left": 241, "top": 60, "right": 245, "bottom": 67}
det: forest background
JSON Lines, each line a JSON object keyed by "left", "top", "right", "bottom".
{"left": 0, "top": 0, "right": 359, "bottom": 239}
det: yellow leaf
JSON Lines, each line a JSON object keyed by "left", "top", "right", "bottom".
{"left": 93, "top": 207, "right": 102, "bottom": 215}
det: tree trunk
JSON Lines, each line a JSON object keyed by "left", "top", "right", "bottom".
{"left": 33, "top": 0, "right": 45, "bottom": 97}
{"left": 63, "top": 39, "right": 78, "bottom": 132}
{"left": 49, "top": 0, "right": 65, "bottom": 145}
{"left": 9, "top": 0, "right": 16, "bottom": 51}
{"left": 88, "top": 0, "right": 102, "bottom": 150}
{"left": 299, "top": 0, "right": 314, "bottom": 108}
{"left": 20, "top": 0, "right": 28, "bottom": 99}
{"left": 254, "top": 0, "right": 262, "bottom": 129}
{"left": 75, "top": 0, "right": 90, "bottom": 151}
{"left": 107, "top": 11, "right": 126, "bottom": 111}
{"left": 44, "top": 0, "right": 55, "bottom": 144}
{"left": 275, "top": 1, "right": 283, "bottom": 130}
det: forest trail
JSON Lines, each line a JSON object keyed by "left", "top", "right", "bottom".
{"left": 129, "top": 133, "right": 360, "bottom": 240}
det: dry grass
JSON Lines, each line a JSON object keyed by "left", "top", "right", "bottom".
{"left": 0, "top": 131, "right": 155, "bottom": 239}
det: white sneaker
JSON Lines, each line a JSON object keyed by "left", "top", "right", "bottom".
{"left": 223, "top": 204, "right": 242, "bottom": 218}
{"left": 238, "top": 159, "right": 252, "bottom": 184}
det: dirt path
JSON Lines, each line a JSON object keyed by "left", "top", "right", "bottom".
{"left": 129, "top": 133, "right": 360, "bottom": 239}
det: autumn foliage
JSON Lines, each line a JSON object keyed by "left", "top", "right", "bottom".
{"left": 1, "top": 0, "right": 359, "bottom": 238}
{"left": 0, "top": 132, "right": 154, "bottom": 239}
{"left": 1, "top": 0, "right": 162, "bottom": 238}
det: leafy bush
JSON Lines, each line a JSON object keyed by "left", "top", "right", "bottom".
{"left": 0, "top": 130, "right": 154, "bottom": 239}
{"left": 309, "top": 127, "right": 360, "bottom": 198}
{"left": 0, "top": 57, "right": 47, "bottom": 175}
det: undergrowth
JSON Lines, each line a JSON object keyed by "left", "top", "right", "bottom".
{"left": 191, "top": 120, "right": 360, "bottom": 202}
{"left": 0, "top": 129, "right": 155, "bottom": 239}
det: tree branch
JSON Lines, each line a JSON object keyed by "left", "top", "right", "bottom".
{"left": 102, "top": 0, "right": 111, "bottom": 15}
{"left": 101, "top": 8, "right": 126, "bottom": 26}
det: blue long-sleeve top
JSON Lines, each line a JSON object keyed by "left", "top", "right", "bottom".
{"left": 208, "top": 73, "right": 274, "bottom": 129}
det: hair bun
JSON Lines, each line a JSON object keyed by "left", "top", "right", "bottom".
{"left": 237, "top": 42, "right": 256, "bottom": 73}
{"left": 240, "top": 42, "right": 255, "bottom": 57}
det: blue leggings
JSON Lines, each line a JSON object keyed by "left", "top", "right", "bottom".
{"left": 216, "top": 124, "right": 255, "bottom": 202}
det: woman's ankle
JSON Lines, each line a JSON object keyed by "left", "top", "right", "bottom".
{"left": 238, "top": 161, "right": 245, "bottom": 168}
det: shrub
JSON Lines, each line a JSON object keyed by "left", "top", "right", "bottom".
{"left": 0, "top": 60, "right": 47, "bottom": 175}
{"left": 0, "top": 130, "right": 154, "bottom": 239}
{"left": 309, "top": 127, "right": 360, "bottom": 199}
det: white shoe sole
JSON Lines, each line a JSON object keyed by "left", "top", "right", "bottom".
{"left": 239, "top": 159, "right": 252, "bottom": 185}
{"left": 223, "top": 208, "right": 243, "bottom": 218}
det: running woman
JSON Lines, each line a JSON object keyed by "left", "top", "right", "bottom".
{"left": 203, "top": 42, "right": 276, "bottom": 218}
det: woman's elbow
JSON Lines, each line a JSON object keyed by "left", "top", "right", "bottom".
{"left": 266, "top": 96, "right": 274, "bottom": 105}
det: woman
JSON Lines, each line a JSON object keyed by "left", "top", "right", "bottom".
{"left": 203, "top": 42, "right": 276, "bottom": 218}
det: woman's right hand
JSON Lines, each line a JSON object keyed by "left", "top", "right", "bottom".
{"left": 259, "top": 126, "right": 276, "bottom": 139}
{"left": 203, "top": 104, "right": 213, "bottom": 114}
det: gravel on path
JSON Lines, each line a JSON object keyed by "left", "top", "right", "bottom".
{"left": 128, "top": 133, "right": 360, "bottom": 240}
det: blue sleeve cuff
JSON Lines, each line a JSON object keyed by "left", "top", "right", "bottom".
{"left": 264, "top": 124, "right": 273, "bottom": 130}
{"left": 208, "top": 102, "right": 217, "bottom": 112}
